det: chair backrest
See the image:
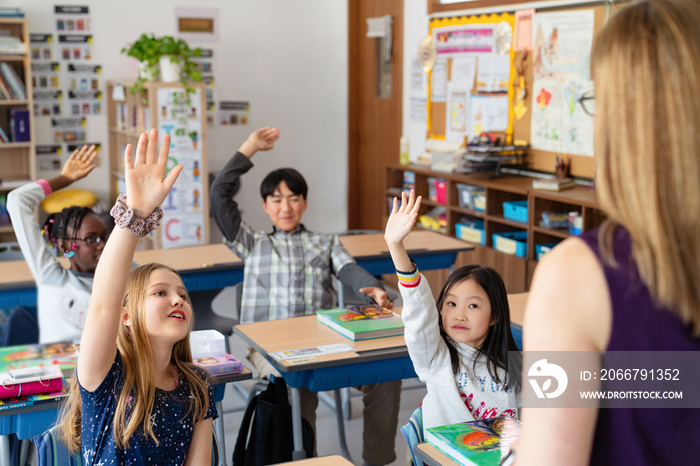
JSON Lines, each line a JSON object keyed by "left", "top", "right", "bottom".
{"left": 2, "top": 304, "right": 39, "bottom": 346}
{"left": 399, "top": 406, "right": 425, "bottom": 466}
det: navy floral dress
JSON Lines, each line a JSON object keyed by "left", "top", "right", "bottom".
{"left": 78, "top": 352, "right": 217, "bottom": 465}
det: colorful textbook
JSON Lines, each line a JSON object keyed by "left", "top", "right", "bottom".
{"left": 425, "top": 416, "right": 522, "bottom": 466}
{"left": 316, "top": 304, "right": 404, "bottom": 340}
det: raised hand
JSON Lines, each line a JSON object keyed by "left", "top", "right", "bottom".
{"left": 60, "top": 144, "right": 97, "bottom": 182}
{"left": 124, "top": 129, "right": 182, "bottom": 218}
{"left": 239, "top": 127, "right": 280, "bottom": 158}
{"left": 359, "top": 286, "right": 394, "bottom": 309}
{"left": 384, "top": 189, "right": 421, "bottom": 245}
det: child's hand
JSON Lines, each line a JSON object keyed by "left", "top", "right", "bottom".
{"left": 384, "top": 189, "right": 421, "bottom": 245}
{"left": 124, "top": 129, "right": 182, "bottom": 218}
{"left": 60, "top": 144, "right": 97, "bottom": 182}
{"left": 239, "top": 127, "right": 280, "bottom": 158}
{"left": 359, "top": 287, "right": 394, "bottom": 309}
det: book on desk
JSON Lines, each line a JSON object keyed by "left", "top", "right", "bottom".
{"left": 425, "top": 416, "right": 521, "bottom": 466}
{"left": 0, "top": 379, "right": 69, "bottom": 412}
{"left": 316, "top": 305, "right": 404, "bottom": 341}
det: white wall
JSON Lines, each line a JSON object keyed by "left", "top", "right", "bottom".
{"left": 21, "top": 0, "right": 349, "bottom": 236}
{"left": 402, "top": 0, "right": 430, "bottom": 162}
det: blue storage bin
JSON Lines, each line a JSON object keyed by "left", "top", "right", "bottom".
{"left": 492, "top": 231, "right": 527, "bottom": 258}
{"left": 455, "top": 222, "right": 486, "bottom": 245}
{"left": 503, "top": 200, "right": 528, "bottom": 223}
{"left": 536, "top": 242, "right": 559, "bottom": 261}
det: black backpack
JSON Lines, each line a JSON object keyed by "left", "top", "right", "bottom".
{"left": 232, "top": 376, "right": 314, "bottom": 465}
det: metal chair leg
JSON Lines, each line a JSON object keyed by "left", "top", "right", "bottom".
{"left": 334, "top": 389, "right": 353, "bottom": 463}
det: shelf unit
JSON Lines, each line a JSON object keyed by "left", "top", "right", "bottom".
{"left": 106, "top": 80, "right": 210, "bottom": 250}
{"left": 385, "top": 165, "right": 606, "bottom": 292}
{"left": 0, "top": 18, "right": 36, "bottom": 243}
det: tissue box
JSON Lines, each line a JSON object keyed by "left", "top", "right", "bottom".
{"left": 190, "top": 330, "right": 226, "bottom": 359}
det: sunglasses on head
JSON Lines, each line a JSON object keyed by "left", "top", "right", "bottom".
{"left": 69, "top": 231, "right": 110, "bottom": 246}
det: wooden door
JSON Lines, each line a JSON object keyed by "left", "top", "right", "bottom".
{"left": 348, "top": 0, "right": 404, "bottom": 230}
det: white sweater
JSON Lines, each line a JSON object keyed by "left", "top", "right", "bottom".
{"left": 7, "top": 182, "right": 93, "bottom": 343}
{"left": 399, "top": 274, "right": 520, "bottom": 434}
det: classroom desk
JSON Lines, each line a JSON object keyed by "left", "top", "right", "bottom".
{"left": 0, "top": 367, "right": 252, "bottom": 466}
{"left": 273, "top": 455, "right": 353, "bottom": 466}
{"left": 508, "top": 292, "right": 527, "bottom": 349}
{"left": 414, "top": 442, "right": 460, "bottom": 466}
{"left": 0, "top": 244, "right": 243, "bottom": 310}
{"left": 339, "top": 230, "right": 473, "bottom": 276}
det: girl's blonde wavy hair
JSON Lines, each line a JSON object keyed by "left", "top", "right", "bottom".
{"left": 593, "top": 0, "right": 700, "bottom": 334}
{"left": 59, "top": 263, "right": 210, "bottom": 452}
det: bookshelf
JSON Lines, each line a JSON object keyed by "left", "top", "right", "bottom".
{"left": 0, "top": 18, "right": 36, "bottom": 243}
{"left": 385, "top": 165, "right": 606, "bottom": 292}
{"left": 106, "top": 80, "right": 210, "bottom": 250}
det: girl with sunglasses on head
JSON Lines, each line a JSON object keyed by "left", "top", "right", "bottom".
{"left": 7, "top": 144, "right": 107, "bottom": 343}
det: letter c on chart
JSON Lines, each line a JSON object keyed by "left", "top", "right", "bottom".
{"left": 165, "top": 218, "right": 180, "bottom": 241}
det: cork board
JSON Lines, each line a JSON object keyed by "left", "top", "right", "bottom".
{"left": 427, "top": 5, "right": 608, "bottom": 179}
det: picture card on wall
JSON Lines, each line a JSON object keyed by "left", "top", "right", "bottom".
{"left": 58, "top": 35, "right": 92, "bottom": 61}
{"left": 30, "top": 34, "right": 53, "bottom": 61}
{"left": 54, "top": 5, "right": 90, "bottom": 33}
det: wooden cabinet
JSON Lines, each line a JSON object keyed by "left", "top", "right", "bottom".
{"left": 0, "top": 18, "right": 36, "bottom": 243}
{"left": 385, "top": 165, "right": 606, "bottom": 292}
{"left": 106, "top": 80, "right": 209, "bottom": 250}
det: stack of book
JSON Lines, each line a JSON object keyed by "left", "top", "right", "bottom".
{"left": 532, "top": 178, "right": 575, "bottom": 191}
{"left": 0, "top": 8, "right": 24, "bottom": 18}
{"left": 0, "top": 63, "right": 27, "bottom": 100}
{"left": 316, "top": 304, "right": 404, "bottom": 341}
{"left": 0, "top": 36, "right": 23, "bottom": 54}
{"left": 425, "top": 416, "right": 522, "bottom": 466}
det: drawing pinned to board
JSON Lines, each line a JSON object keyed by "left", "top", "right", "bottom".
{"left": 430, "top": 59, "right": 448, "bottom": 102}
{"left": 470, "top": 95, "right": 509, "bottom": 136}
{"left": 530, "top": 79, "right": 563, "bottom": 153}
{"left": 561, "top": 80, "right": 594, "bottom": 156}
{"left": 445, "top": 84, "right": 469, "bottom": 142}
{"left": 532, "top": 10, "right": 594, "bottom": 81}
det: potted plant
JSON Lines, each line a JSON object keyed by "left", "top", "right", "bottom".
{"left": 120, "top": 35, "right": 202, "bottom": 96}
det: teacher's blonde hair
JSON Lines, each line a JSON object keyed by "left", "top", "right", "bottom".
{"left": 592, "top": 0, "right": 700, "bottom": 334}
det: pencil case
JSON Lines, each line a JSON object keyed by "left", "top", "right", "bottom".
{"left": 0, "top": 366, "right": 63, "bottom": 399}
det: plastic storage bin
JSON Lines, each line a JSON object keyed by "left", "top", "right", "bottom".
{"left": 536, "top": 242, "right": 559, "bottom": 260}
{"left": 503, "top": 200, "right": 528, "bottom": 223}
{"left": 427, "top": 177, "right": 447, "bottom": 204}
{"left": 455, "top": 222, "right": 486, "bottom": 245}
{"left": 492, "top": 231, "right": 528, "bottom": 257}
{"left": 473, "top": 191, "right": 487, "bottom": 211}
{"left": 456, "top": 183, "right": 482, "bottom": 210}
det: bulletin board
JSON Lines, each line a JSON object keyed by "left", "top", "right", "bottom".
{"left": 427, "top": 5, "right": 608, "bottom": 179}
{"left": 427, "top": 13, "right": 516, "bottom": 142}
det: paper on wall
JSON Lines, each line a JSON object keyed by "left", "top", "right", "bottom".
{"left": 514, "top": 9, "right": 535, "bottom": 52}
{"left": 530, "top": 79, "right": 564, "bottom": 152}
{"left": 445, "top": 83, "right": 470, "bottom": 142}
{"left": 450, "top": 56, "right": 476, "bottom": 90}
{"left": 430, "top": 59, "right": 448, "bottom": 102}
{"left": 561, "top": 80, "right": 594, "bottom": 156}
{"left": 410, "top": 97, "right": 427, "bottom": 123}
{"left": 469, "top": 95, "right": 509, "bottom": 136}
{"left": 533, "top": 10, "right": 594, "bottom": 82}
{"left": 411, "top": 56, "right": 427, "bottom": 98}
{"left": 476, "top": 54, "right": 511, "bottom": 93}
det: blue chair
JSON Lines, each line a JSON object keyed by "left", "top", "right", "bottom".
{"left": 399, "top": 406, "right": 425, "bottom": 466}
{"left": 1, "top": 304, "right": 38, "bottom": 346}
{"left": 33, "top": 425, "right": 220, "bottom": 466}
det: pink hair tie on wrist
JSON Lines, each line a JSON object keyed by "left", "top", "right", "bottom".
{"left": 110, "top": 193, "right": 163, "bottom": 237}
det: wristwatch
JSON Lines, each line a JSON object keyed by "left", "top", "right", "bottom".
{"left": 110, "top": 193, "right": 163, "bottom": 237}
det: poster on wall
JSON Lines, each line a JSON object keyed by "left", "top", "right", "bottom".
{"left": 36, "top": 145, "right": 62, "bottom": 171}
{"left": 58, "top": 35, "right": 92, "bottom": 61}
{"left": 174, "top": 7, "right": 219, "bottom": 43}
{"left": 33, "top": 90, "right": 62, "bottom": 117}
{"left": 30, "top": 34, "right": 53, "bottom": 61}
{"left": 218, "top": 101, "right": 249, "bottom": 126}
{"left": 433, "top": 24, "right": 495, "bottom": 56}
{"left": 31, "top": 62, "right": 60, "bottom": 91}
{"left": 54, "top": 5, "right": 90, "bottom": 33}
{"left": 157, "top": 87, "right": 205, "bottom": 248}
{"left": 51, "top": 116, "right": 85, "bottom": 144}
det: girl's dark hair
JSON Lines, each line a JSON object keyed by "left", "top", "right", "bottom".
{"left": 42, "top": 206, "right": 95, "bottom": 255}
{"left": 436, "top": 265, "right": 522, "bottom": 391}
{"left": 260, "top": 168, "right": 308, "bottom": 200}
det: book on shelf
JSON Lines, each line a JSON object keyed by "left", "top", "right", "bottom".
{"left": 425, "top": 416, "right": 522, "bottom": 466}
{"left": 0, "top": 63, "right": 26, "bottom": 100}
{"left": 193, "top": 354, "right": 244, "bottom": 377}
{"left": 316, "top": 304, "right": 404, "bottom": 341}
{"left": 0, "top": 37, "right": 23, "bottom": 54}
{"left": 532, "top": 178, "right": 575, "bottom": 191}
{"left": 0, "top": 125, "right": 9, "bottom": 143}
{"left": 0, "top": 73, "right": 14, "bottom": 100}
{"left": 0, "top": 8, "right": 24, "bottom": 18}
{"left": 10, "top": 108, "right": 30, "bottom": 142}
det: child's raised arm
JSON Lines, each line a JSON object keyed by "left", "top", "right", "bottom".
{"left": 384, "top": 189, "right": 421, "bottom": 272}
{"left": 78, "top": 129, "right": 182, "bottom": 392}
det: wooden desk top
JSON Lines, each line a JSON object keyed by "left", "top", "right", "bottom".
{"left": 133, "top": 244, "right": 242, "bottom": 272}
{"left": 273, "top": 455, "right": 353, "bottom": 466}
{"left": 414, "top": 442, "right": 460, "bottom": 466}
{"left": 0, "top": 260, "right": 36, "bottom": 287}
{"left": 508, "top": 292, "right": 528, "bottom": 327}
{"left": 339, "top": 230, "right": 471, "bottom": 259}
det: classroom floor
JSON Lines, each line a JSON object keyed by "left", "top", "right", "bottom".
{"left": 221, "top": 332, "right": 427, "bottom": 466}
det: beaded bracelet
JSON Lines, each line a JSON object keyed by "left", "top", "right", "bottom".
{"left": 109, "top": 193, "right": 163, "bottom": 237}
